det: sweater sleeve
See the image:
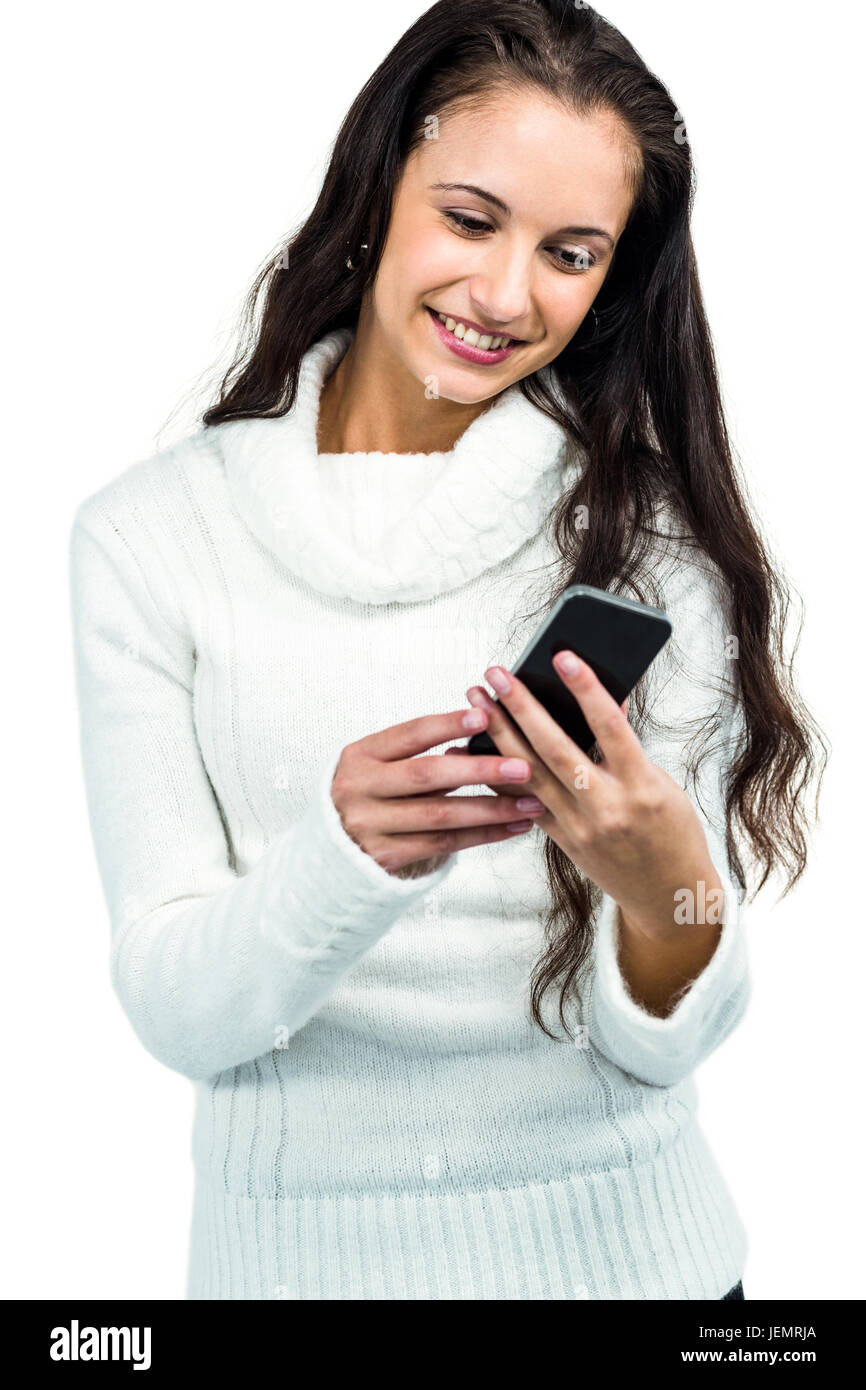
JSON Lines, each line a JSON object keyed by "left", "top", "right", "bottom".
{"left": 585, "top": 552, "right": 751, "bottom": 1087}
{"left": 68, "top": 499, "right": 455, "bottom": 1082}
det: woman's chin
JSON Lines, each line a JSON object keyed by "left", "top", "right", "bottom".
{"left": 411, "top": 356, "right": 514, "bottom": 407}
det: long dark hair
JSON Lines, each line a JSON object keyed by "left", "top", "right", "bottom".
{"left": 199, "top": 0, "right": 827, "bottom": 1040}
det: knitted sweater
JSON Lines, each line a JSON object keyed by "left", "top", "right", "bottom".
{"left": 68, "top": 326, "right": 751, "bottom": 1300}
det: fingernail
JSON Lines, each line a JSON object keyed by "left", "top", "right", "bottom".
{"left": 515, "top": 796, "right": 545, "bottom": 813}
{"left": 500, "top": 758, "right": 530, "bottom": 780}
{"left": 462, "top": 709, "right": 485, "bottom": 731}
{"left": 467, "top": 686, "right": 495, "bottom": 711}
{"left": 556, "top": 651, "right": 581, "bottom": 675}
{"left": 485, "top": 666, "right": 511, "bottom": 695}
{"left": 505, "top": 820, "right": 533, "bottom": 833}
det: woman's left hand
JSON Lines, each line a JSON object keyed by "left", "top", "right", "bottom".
{"left": 467, "top": 652, "right": 718, "bottom": 940}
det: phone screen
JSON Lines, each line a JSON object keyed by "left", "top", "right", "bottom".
{"left": 467, "top": 584, "right": 672, "bottom": 757}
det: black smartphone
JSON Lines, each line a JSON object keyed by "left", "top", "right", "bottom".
{"left": 467, "top": 584, "right": 672, "bottom": 757}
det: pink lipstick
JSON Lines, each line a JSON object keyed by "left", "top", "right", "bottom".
{"left": 425, "top": 305, "right": 522, "bottom": 365}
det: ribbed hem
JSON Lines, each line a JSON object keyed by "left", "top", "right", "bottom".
{"left": 186, "top": 1121, "right": 746, "bottom": 1300}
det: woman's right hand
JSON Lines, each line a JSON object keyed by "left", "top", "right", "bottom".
{"left": 329, "top": 707, "right": 547, "bottom": 878}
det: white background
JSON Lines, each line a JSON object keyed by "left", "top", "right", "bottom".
{"left": 3, "top": 0, "right": 862, "bottom": 1300}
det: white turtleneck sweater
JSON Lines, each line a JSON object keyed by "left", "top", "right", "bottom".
{"left": 68, "top": 327, "right": 751, "bottom": 1300}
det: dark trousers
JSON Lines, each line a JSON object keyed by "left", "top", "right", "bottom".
{"left": 721, "top": 1280, "right": 745, "bottom": 1300}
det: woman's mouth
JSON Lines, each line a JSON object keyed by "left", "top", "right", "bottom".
{"left": 425, "top": 306, "right": 522, "bottom": 365}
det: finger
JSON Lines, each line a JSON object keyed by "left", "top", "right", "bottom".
{"left": 358, "top": 707, "right": 492, "bottom": 762}
{"left": 481, "top": 665, "right": 600, "bottom": 797}
{"left": 442, "top": 743, "right": 536, "bottom": 806}
{"left": 466, "top": 684, "right": 567, "bottom": 818}
{"left": 372, "top": 817, "right": 539, "bottom": 873}
{"left": 354, "top": 747, "right": 535, "bottom": 799}
{"left": 359, "top": 792, "right": 548, "bottom": 835}
{"left": 551, "top": 652, "right": 642, "bottom": 776}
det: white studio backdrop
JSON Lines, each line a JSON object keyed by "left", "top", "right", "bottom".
{"left": 2, "top": 0, "right": 861, "bottom": 1299}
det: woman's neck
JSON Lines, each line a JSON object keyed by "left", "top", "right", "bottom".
{"left": 315, "top": 315, "right": 496, "bottom": 455}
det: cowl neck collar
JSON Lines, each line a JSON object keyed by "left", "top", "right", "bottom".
{"left": 213, "top": 326, "right": 577, "bottom": 605}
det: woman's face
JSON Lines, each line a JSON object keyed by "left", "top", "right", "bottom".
{"left": 365, "top": 89, "right": 638, "bottom": 405}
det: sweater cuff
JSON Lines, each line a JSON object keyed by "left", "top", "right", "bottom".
{"left": 588, "top": 858, "right": 748, "bottom": 1084}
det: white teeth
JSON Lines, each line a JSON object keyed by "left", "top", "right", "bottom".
{"left": 435, "top": 311, "right": 512, "bottom": 350}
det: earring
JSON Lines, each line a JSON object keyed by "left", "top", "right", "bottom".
{"left": 345, "top": 242, "right": 369, "bottom": 271}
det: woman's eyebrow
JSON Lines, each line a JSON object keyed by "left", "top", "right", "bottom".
{"left": 429, "top": 181, "right": 615, "bottom": 247}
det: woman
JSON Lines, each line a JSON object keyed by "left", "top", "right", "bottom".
{"left": 69, "top": 0, "right": 824, "bottom": 1300}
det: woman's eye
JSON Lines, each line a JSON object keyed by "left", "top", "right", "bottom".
{"left": 551, "top": 247, "right": 597, "bottom": 273}
{"left": 443, "top": 213, "right": 597, "bottom": 273}
{"left": 443, "top": 211, "right": 493, "bottom": 236}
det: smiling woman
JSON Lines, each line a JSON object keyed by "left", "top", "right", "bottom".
{"left": 69, "top": 0, "right": 826, "bottom": 1304}
{"left": 315, "top": 88, "right": 636, "bottom": 448}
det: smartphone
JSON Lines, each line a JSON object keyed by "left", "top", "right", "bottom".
{"left": 467, "top": 584, "right": 672, "bottom": 757}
